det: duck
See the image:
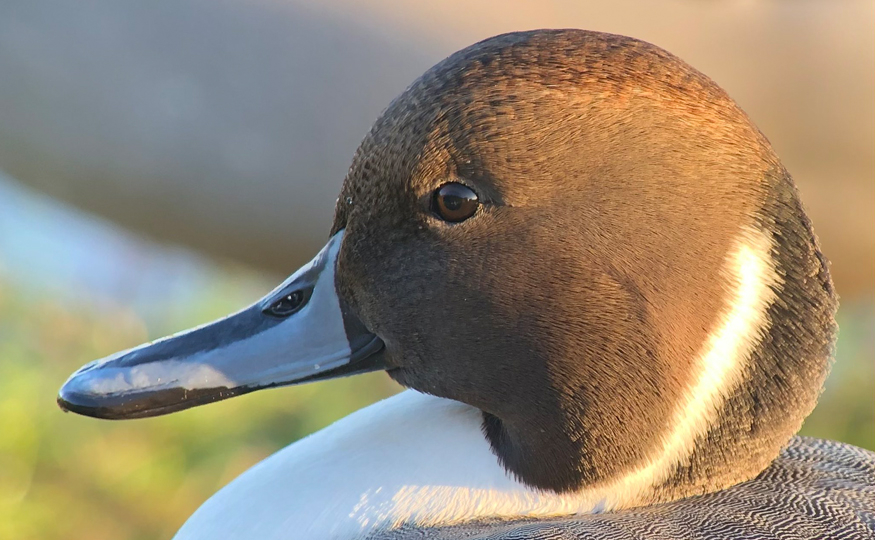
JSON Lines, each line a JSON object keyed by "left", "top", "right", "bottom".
{"left": 57, "top": 29, "right": 875, "bottom": 539}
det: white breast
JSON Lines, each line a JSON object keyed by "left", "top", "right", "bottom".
{"left": 173, "top": 390, "right": 622, "bottom": 540}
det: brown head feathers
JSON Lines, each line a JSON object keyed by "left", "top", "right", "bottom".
{"left": 331, "top": 29, "right": 836, "bottom": 504}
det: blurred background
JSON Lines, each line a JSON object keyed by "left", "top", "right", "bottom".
{"left": 0, "top": 1, "right": 872, "bottom": 539}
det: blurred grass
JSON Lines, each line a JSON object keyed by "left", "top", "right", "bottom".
{"left": 799, "top": 300, "right": 875, "bottom": 449}
{"left": 0, "top": 276, "right": 871, "bottom": 540}
{"left": 0, "top": 276, "right": 400, "bottom": 540}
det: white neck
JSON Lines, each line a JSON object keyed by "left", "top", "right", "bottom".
{"left": 174, "top": 390, "right": 617, "bottom": 540}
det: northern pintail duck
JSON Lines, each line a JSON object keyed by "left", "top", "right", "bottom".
{"left": 58, "top": 29, "right": 875, "bottom": 539}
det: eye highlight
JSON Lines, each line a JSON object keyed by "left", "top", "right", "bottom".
{"left": 431, "top": 183, "right": 480, "bottom": 222}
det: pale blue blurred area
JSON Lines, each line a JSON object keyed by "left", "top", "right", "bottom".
{"left": 0, "top": 172, "right": 271, "bottom": 334}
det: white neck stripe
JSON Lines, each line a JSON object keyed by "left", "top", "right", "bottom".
{"left": 600, "top": 227, "right": 780, "bottom": 505}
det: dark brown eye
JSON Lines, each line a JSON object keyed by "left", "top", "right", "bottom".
{"left": 432, "top": 183, "right": 479, "bottom": 222}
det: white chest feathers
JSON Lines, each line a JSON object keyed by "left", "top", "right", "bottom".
{"left": 173, "top": 390, "right": 616, "bottom": 540}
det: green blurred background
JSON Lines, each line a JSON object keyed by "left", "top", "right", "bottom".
{"left": 0, "top": 1, "right": 872, "bottom": 539}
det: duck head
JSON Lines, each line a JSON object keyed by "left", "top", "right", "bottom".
{"left": 59, "top": 30, "right": 836, "bottom": 504}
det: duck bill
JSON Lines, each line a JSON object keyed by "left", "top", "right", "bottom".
{"left": 57, "top": 231, "right": 384, "bottom": 420}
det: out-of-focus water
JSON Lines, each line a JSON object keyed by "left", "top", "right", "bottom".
{"left": 0, "top": 173, "right": 271, "bottom": 328}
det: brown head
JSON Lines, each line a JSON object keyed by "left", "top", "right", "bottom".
{"left": 331, "top": 29, "right": 836, "bottom": 500}
{"left": 59, "top": 29, "right": 836, "bottom": 506}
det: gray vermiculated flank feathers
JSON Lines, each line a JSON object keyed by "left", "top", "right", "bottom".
{"left": 374, "top": 438, "right": 875, "bottom": 539}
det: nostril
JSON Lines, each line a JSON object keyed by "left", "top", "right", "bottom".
{"left": 264, "top": 288, "right": 311, "bottom": 318}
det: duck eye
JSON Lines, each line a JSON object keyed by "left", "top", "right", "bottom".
{"left": 264, "top": 288, "right": 311, "bottom": 318}
{"left": 432, "top": 183, "right": 479, "bottom": 222}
